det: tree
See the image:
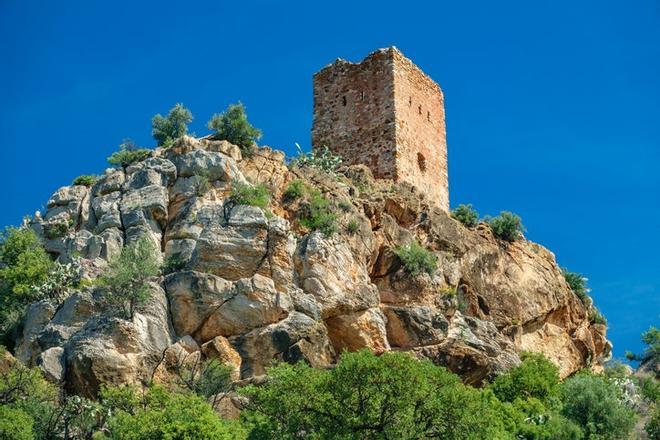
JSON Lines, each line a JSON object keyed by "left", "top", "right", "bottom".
{"left": 451, "top": 204, "right": 479, "bottom": 228}
{"left": 241, "top": 350, "right": 508, "bottom": 439}
{"left": 626, "top": 326, "right": 660, "bottom": 368}
{"left": 560, "top": 373, "right": 636, "bottom": 440}
{"left": 103, "top": 385, "right": 244, "bottom": 439}
{"left": 490, "top": 352, "right": 560, "bottom": 404}
{"left": 487, "top": 211, "right": 526, "bottom": 242}
{"left": 207, "top": 102, "right": 262, "bottom": 156}
{"left": 152, "top": 103, "right": 193, "bottom": 146}
{"left": 0, "top": 227, "right": 53, "bottom": 345}
{"left": 97, "top": 237, "right": 161, "bottom": 320}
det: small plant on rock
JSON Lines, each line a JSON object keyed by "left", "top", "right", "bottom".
{"left": 72, "top": 175, "right": 96, "bottom": 187}
{"left": 162, "top": 255, "right": 187, "bottom": 275}
{"left": 487, "top": 211, "right": 525, "bottom": 242}
{"left": 346, "top": 219, "right": 359, "bottom": 235}
{"left": 562, "top": 269, "right": 590, "bottom": 304}
{"left": 207, "top": 102, "right": 262, "bottom": 157}
{"left": 441, "top": 286, "right": 457, "bottom": 297}
{"left": 32, "top": 257, "right": 82, "bottom": 304}
{"left": 152, "top": 103, "right": 193, "bottom": 147}
{"left": 283, "top": 179, "right": 306, "bottom": 201}
{"left": 394, "top": 241, "right": 438, "bottom": 276}
{"left": 299, "top": 188, "right": 337, "bottom": 238}
{"left": 290, "top": 143, "right": 342, "bottom": 175}
{"left": 98, "top": 237, "right": 161, "bottom": 320}
{"left": 107, "top": 139, "right": 151, "bottom": 168}
{"left": 451, "top": 204, "right": 479, "bottom": 228}
{"left": 230, "top": 183, "right": 271, "bottom": 209}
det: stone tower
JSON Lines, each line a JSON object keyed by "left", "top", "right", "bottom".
{"left": 312, "top": 47, "right": 448, "bottom": 211}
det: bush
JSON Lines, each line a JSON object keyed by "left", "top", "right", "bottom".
{"left": 72, "top": 174, "right": 96, "bottom": 187}
{"left": 241, "top": 350, "right": 508, "bottom": 439}
{"left": 162, "top": 254, "right": 187, "bottom": 275}
{"left": 487, "top": 211, "right": 526, "bottom": 241}
{"left": 346, "top": 219, "right": 359, "bottom": 234}
{"left": 563, "top": 269, "right": 590, "bottom": 304}
{"left": 175, "top": 357, "right": 233, "bottom": 410}
{"left": 283, "top": 179, "right": 305, "bottom": 201}
{"left": 589, "top": 308, "right": 607, "bottom": 325}
{"left": 451, "top": 204, "right": 479, "bottom": 228}
{"left": 0, "top": 406, "right": 33, "bottom": 440}
{"left": 560, "top": 373, "right": 637, "bottom": 439}
{"left": 97, "top": 237, "right": 161, "bottom": 319}
{"left": 0, "top": 227, "right": 53, "bottom": 344}
{"left": 299, "top": 189, "right": 336, "bottom": 237}
{"left": 152, "top": 103, "right": 193, "bottom": 147}
{"left": 230, "top": 183, "right": 270, "bottom": 209}
{"left": 490, "top": 352, "right": 560, "bottom": 404}
{"left": 646, "top": 404, "right": 660, "bottom": 440}
{"left": 290, "top": 143, "right": 342, "bottom": 175}
{"left": 394, "top": 241, "right": 438, "bottom": 276}
{"left": 31, "top": 257, "right": 82, "bottom": 304}
{"left": 207, "top": 102, "right": 262, "bottom": 156}
{"left": 104, "top": 385, "right": 243, "bottom": 439}
{"left": 107, "top": 139, "right": 151, "bottom": 167}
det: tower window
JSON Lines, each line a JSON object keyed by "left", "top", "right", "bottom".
{"left": 427, "top": 111, "right": 430, "bottom": 121}
{"left": 342, "top": 96, "right": 347, "bottom": 106}
{"left": 408, "top": 96, "right": 412, "bottom": 106}
{"left": 418, "top": 105, "right": 422, "bottom": 115}
{"left": 360, "top": 91, "right": 365, "bottom": 101}
{"left": 417, "top": 153, "right": 427, "bottom": 172}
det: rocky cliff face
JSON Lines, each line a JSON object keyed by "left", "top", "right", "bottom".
{"left": 16, "top": 136, "right": 611, "bottom": 397}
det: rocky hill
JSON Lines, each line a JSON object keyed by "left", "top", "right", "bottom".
{"left": 16, "top": 135, "right": 611, "bottom": 399}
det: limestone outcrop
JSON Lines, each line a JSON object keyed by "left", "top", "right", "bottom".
{"left": 19, "top": 135, "right": 611, "bottom": 395}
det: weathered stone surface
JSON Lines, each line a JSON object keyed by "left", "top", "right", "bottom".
{"left": 326, "top": 308, "right": 390, "bottom": 353}
{"left": 93, "top": 169, "right": 125, "bottom": 196}
{"left": 239, "top": 147, "right": 288, "bottom": 189}
{"left": 173, "top": 149, "right": 244, "bottom": 183}
{"left": 37, "top": 347, "right": 65, "bottom": 383}
{"left": 382, "top": 305, "right": 448, "bottom": 348}
{"left": 201, "top": 336, "right": 242, "bottom": 379}
{"left": 231, "top": 312, "right": 335, "bottom": 378}
{"left": 92, "top": 192, "right": 122, "bottom": 233}
{"left": 16, "top": 301, "right": 57, "bottom": 365}
{"left": 294, "top": 233, "right": 379, "bottom": 318}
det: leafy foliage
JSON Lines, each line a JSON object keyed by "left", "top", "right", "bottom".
{"left": 647, "top": 404, "right": 660, "bottom": 440}
{"left": 626, "top": 326, "right": 660, "bottom": 366}
{"left": 31, "top": 257, "right": 82, "bottom": 304}
{"left": 0, "top": 227, "right": 53, "bottom": 345}
{"left": 174, "top": 356, "right": 233, "bottom": 410}
{"left": 103, "top": 385, "right": 243, "bottom": 439}
{"left": 97, "top": 237, "right": 161, "bottom": 319}
{"left": 290, "top": 143, "right": 342, "bottom": 175}
{"left": 207, "top": 102, "right": 262, "bottom": 156}
{"left": 299, "top": 188, "right": 336, "bottom": 237}
{"left": 394, "top": 241, "right": 438, "bottom": 276}
{"left": 242, "top": 350, "right": 508, "bottom": 439}
{"left": 346, "top": 218, "right": 359, "bottom": 234}
{"left": 451, "top": 204, "right": 479, "bottom": 228}
{"left": 563, "top": 269, "right": 590, "bottom": 304}
{"left": 0, "top": 405, "right": 33, "bottom": 440}
{"left": 107, "top": 139, "right": 151, "bottom": 167}
{"left": 283, "top": 179, "right": 306, "bottom": 201}
{"left": 152, "top": 103, "right": 193, "bottom": 147}
{"left": 72, "top": 174, "right": 96, "bottom": 187}
{"left": 487, "top": 211, "right": 526, "bottom": 242}
{"left": 230, "top": 183, "right": 271, "bottom": 209}
{"left": 490, "top": 352, "right": 560, "bottom": 404}
{"left": 560, "top": 373, "right": 637, "bottom": 440}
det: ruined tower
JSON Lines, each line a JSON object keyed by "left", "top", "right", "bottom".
{"left": 312, "top": 47, "right": 448, "bottom": 211}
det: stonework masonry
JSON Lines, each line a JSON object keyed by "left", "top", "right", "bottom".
{"left": 312, "top": 47, "right": 448, "bottom": 211}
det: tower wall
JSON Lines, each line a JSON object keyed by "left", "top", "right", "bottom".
{"left": 312, "top": 47, "right": 448, "bottom": 210}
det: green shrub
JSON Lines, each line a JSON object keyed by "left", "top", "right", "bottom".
{"left": 560, "top": 373, "right": 637, "bottom": 439}
{"left": 487, "top": 211, "right": 526, "bottom": 241}
{"left": 646, "top": 404, "right": 660, "bottom": 440}
{"left": 0, "top": 406, "right": 33, "bottom": 440}
{"left": 241, "top": 350, "right": 508, "bottom": 439}
{"left": 207, "top": 102, "right": 262, "bottom": 156}
{"left": 107, "top": 139, "right": 151, "bottom": 167}
{"left": 104, "top": 385, "right": 243, "bottom": 439}
{"left": 175, "top": 357, "right": 233, "bottom": 410}
{"left": 299, "top": 189, "right": 336, "bottom": 237}
{"left": 393, "top": 241, "right": 438, "bottom": 276}
{"left": 441, "top": 286, "right": 457, "bottom": 297}
{"left": 44, "top": 220, "right": 70, "bottom": 239}
{"left": 451, "top": 204, "right": 479, "bottom": 227}
{"left": 589, "top": 308, "right": 607, "bottom": 325}
{"left": 563, "top": 269, "right": 590, "bottom": 304}
{"left": 230, "top": 183, "right": 270, "bottom": 209}
{"left": 346, "top": 219, "right": 359, "bottom": 234}
{"left": 626, "top": 326, "right": 660, "bottom": 365}
{"left": 290, "top": 143, "right": 342, "bottom": 175}
{"left": 283, "top": 179, "right": 306, "bottom": 201}
{"left": 162, "top": 254, "right": 187, "bottom": 275}
{"left": 490, "top": 352, "right": 560, "bottom": 404}
{"left": 97, "top": 237, "right": 161, "bottom": 319}
{"left": 32, "top": 257, "right": 82, "bottom": 304}
{"left": 72, "top": 174, "right": 96, "bottom": 187}
{"left": 152, "top": 103, "right": 193, "bottom": 147}
{"left": 193, "top": 172, "right": 211, "bottom": 196}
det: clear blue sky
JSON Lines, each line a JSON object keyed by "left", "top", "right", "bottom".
{"left": 1, "top": 0, "right": 658, "bottom": 359}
